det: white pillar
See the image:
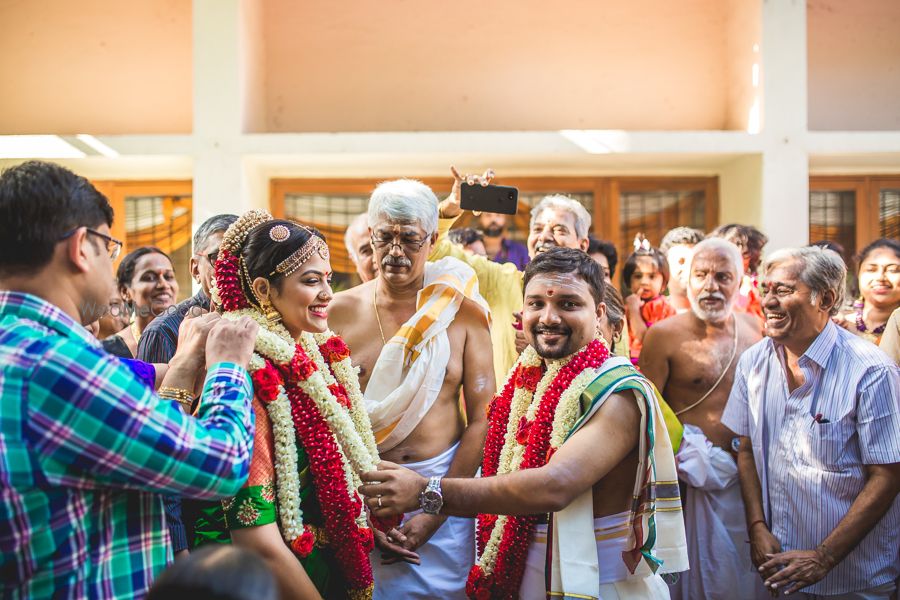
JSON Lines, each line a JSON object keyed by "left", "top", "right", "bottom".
{"left": 759, "top": 0, "right": 809, "bottom": 250}
{"left": 192, "top": 0, "right": 249, "bottom": 218}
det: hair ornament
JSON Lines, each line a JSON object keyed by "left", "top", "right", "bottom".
{"left": 271, "top": 234, "right": 330, "bottom": 278}
{"left": 633, "top": 233, "right": 652, "bottom": 253}
{"left": 269, "top": 224, "right": 291, "bottom": 242}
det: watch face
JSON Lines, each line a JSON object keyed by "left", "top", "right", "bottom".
{"left": 422, "top": 490, "right": 443, "bottom": 513}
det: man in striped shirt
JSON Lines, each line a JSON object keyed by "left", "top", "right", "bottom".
{"left": 0, "top": 161, "right": 258, "bottom": 598}
{"left": 723, "top": 245, "right": 900, "bottom": 599}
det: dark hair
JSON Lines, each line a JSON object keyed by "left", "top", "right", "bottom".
{"left": 587, "top": 237, "right": 618, "bottom": 277}
{"left": 194, "top": 214, "right": 238, "bottom": 253}
{"left": 147, "top": 545, "right": 277, "bottom": 600}
{"left": 523, "top": 247, "right": 605, "bottom": 305}
{"left": 856, "top": 238, "right": 900, "bottom": 275}
{"left": 448, "top": 227, "right": 484, "bottom": 247}
{"left": 602, "top": 285, "right": 626, "bottom": 353}
{"left": 0, "top": 161, "right": 114, "bottom": 277}
{"left": 660, "top": 227, "right": 705, "bottom": 254}
{"left": 241, "top": 220, "right": 326, "bottom": 299}
{"left": 709, "top": 223, "right": 768, "bottom": 272}
{"left": 621, "top": 247, "right": 669, "bottom": 293}
{"left": 116, "top": 246, "right": 171, "bottom": 290}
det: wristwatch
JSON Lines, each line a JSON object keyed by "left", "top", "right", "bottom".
{"left": 419, "top": 476, "right": 444, "bottom": 515}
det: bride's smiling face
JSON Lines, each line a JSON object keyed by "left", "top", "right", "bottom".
{"left": 255, "top": 253, "right": 333, "bottom": 338}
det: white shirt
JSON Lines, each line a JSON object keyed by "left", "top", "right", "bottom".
{"left": 722, "top": 321, "right": 900, "bottom": 595}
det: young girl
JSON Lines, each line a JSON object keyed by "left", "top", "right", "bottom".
{"left": 622, "top": 235, "right": 676, "bottom": 364}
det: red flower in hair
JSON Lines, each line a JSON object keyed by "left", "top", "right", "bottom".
{"left": 251, "top": 363, "right": 283, "bottom": 404}
{"left": 320, "top": 336, "right": 351, "bottom": 363}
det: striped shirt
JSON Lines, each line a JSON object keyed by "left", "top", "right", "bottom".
{"left": 0, "top": 291, "right": 254, "bottom": 599}
{"left": 722, "top": 321, "right": 900, "bottom": 595}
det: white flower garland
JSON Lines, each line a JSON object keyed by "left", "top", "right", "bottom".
{"left": 223, "top": 308, "right": 379, "bottom": 548}
{"left": 477, "top": 343, "right": 604, "bottom": 577}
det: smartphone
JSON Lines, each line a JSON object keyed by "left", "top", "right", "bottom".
{"left": 460, "top": 183, "right": 519, "bottom": 215}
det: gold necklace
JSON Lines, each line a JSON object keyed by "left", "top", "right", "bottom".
{"left": 130, "top": 320, "right": 142, "bottom": 344}
{"left": 373, "top": 283, "right": 387, "bottom": 345}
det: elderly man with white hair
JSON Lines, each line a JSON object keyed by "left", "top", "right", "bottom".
{"left": 640, "top": 238, "right": 764, "bottom": 599}
{"left": 723, "top": 246, "right": 900, "bottom": 599}
{"left": 344, "top": 212, "right": 378, "bottom": 282}
{"left": 329, "top": 179, "right": 495, "bottom": 599}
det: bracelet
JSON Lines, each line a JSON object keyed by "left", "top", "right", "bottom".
{"left": 748, "top": 519, "right": 767, "bottom": 533}
{"left": 159, "top": 386, "right": 195, "bottom": 413}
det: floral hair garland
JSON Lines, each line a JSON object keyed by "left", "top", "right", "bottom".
{"left": 214, "top": 210, "right": 395, "bottom": 599}
{"left": 466, "top": 339, "right": 610, "bottom": 600}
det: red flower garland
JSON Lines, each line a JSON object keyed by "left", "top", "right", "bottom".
{"left": 284, "top": 345, "right": 374, "bottom": 595}
{"left": 468, "top": 340, "right": 609, "bottom": 599}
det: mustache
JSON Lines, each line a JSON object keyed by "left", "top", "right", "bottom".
{"left": 532, "top": 324, "right": 572, "bottom": 336}
{"left": 696, "top": 291, "right": 727, "bottom": 302}
{"left": 535, "top": 240, "right": 558, "bottom": 252}
{"left": 382, "top": 255, "right": 412, "bottom": 268}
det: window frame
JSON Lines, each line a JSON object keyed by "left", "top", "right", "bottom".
{"left": 809, "top": 175, "right": 900, "bottom": 258}
{"left": 270, "top": 175, "right": 719, "bottom": 261}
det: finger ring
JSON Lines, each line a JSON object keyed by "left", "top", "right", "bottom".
{"left": 377, "top": 496, "right": 383, "bottom": 508}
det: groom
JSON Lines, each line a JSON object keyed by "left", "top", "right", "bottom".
{"left": 360, "top": 248, "right": 688, "bottom": 599}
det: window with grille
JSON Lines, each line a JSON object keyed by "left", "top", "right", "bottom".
{"left": 282, "top": 193, "right": 369, "bottom": 290}
{"left": 271, "top": 177, "right": 718, "bottom": 285}
{"left": 618, "top": 189, "right": 706, "bottom": 259}
{"left": 809, "top": 190, "right": 856, "bottom": 262}
{"left": 880, "top": 188, "right": 900, "bottom": 240}
{"left": 809, "top": 176, "right": 900, "bottom": 266}
{"left": 123, "top": 195, "right": 193, "bottom": 300}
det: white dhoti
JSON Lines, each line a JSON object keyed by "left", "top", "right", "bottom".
{"left": 671, "top": 424, "right": 768, "bottom": 600}
{"left": 371, "top": 442, "right": 474, "bottom": 600}
{"left": 521, "top": 511, "right": 671, "bottom": 599}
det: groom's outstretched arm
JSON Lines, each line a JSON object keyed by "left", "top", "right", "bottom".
{"left": 361, "top": 390, "right": 640, "bottom": 518}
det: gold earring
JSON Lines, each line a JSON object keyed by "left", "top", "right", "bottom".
{"left": 261, "top": 297, "right": 281, "bottom": 326}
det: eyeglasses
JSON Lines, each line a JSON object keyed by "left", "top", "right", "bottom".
{"left": 204, "top": 250, "right": 219, "bottom": 265}
{"left": 59, "top": 227, "right": 123, "bottom": 260}
{"left": 370, "top": 232, "right": 432, "bottom": 254}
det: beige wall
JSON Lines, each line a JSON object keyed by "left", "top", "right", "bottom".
{"left": 257, "top": 0, "right": 741, "bottom": 132}
{"left": 808, "top": 0, "right": 900, "bottom": 131}
{"left": 0, "top": 0, "right": 192, "bottom": 134}
{"left": 724, "top": 0, "right": 761, "bottom": 131}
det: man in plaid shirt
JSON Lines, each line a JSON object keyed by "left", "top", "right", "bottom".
{"left": 0, "top": 161, "right": 258, "bottom": 598}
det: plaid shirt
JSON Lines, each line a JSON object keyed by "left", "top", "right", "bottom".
{"left": 0, "top": 292, "right": 254, "bottom": 599}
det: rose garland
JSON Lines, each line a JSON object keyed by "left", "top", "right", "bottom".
{"left": 467, "top": 339, "right": 610, "bottom": 600}
{"left": 224, "top": 307, "right": 378, "bottom": 597}
{"left": 213, "top": 210, "right": 385, "bottom": 599}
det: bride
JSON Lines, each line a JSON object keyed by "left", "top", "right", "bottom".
{"left": 200, "top": 209, "right": 385, "bottom": 600}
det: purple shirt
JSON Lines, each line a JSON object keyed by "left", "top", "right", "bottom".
{"left": 492, "top": 238, "right": 530, "bottom": 271}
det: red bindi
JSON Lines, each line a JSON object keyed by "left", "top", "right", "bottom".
{"left": 547, "top": 289, "right": 555, "bottom": 297}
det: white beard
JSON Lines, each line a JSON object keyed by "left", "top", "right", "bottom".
{"left": 688, "top": 291, "right": 735, "bottom": 324}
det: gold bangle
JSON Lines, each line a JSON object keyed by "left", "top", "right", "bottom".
{"left": 159, "top": 386, "right": 194, "bottom": 403}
